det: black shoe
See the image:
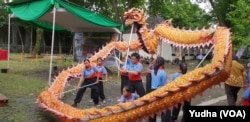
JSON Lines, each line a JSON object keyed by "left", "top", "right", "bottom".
{"left": 72, "top": 103, "right": 77, "bottom": 107}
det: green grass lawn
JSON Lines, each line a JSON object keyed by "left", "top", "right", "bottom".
{"left": 0, "top": 53, "right": 76, "bottom": 122}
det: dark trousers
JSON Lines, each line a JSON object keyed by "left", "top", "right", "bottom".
{"left": 171, "top": 101, "right": 191, "bottom": 122}
{"left": 173, "top": 58, "right": 179, "bottom": 65}
{"left": 74, "top": 78, "right": 99, "bottom": 105}
{"left": 225, "top": 83, "right": 241, "bottom": 106}
{"left": 146, "top": 73, "right": 152, "bottom": 94}
{"left": 148, "top": 110, "right": 172, "bottom": 122}
{"left": 149, "top": 89, "right": 172, "bottom": 122}
{"left": 91, "top": 78, "right": 105, "bottom": 100}
{"left": 120, "top": 75, "right": 129, "bottom": 94}
{"left": 128, "top": 80, "right": 145, "bottom": 97}
{"left": 182, "top": 56, "right": 185, "bottom": 62}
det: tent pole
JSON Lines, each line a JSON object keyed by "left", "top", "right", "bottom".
{"left": 124, "top": 24, "right": 134, "bottom": 69}
{"left": 48, "top": 6, "right": 57, "bottom": 85}
{"left": 117, "top": 33, "right": 121, "bottom": 76}
{"left": 7, "top": 14, "right": 11, "bottom": 69}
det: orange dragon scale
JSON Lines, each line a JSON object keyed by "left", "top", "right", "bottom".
{"left": 37, "top": 8, "right": 232, "bottom": 122}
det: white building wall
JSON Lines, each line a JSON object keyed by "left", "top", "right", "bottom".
{"left": 159, "top": 41, "right": 173, "bottom": 61}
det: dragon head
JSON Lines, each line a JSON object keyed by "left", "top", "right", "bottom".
{"left": 123, "top": 8, "right": 146, "bottom": 26}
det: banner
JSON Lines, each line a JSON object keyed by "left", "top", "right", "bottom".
{"left": 73, "top": 33, "right": 85, "bottom": 62}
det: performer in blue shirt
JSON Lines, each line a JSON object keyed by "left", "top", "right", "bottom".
{"left": 144, "top": 57, "right": 155, "bottom": 94}
{"left": 120, "top": 52, "right": 145, "bottom": 97}
{"left": 171, "top": 62, "right": 189, "bottom": 122}
{"left": 119, "top": 85, "right": 139, "bottom": 103}
{"left": 242, "top": 87, "right": 250, "bottom": 106}
{"left": 149, "top": 56, "right": 171, "bottom": 122}
{"left": 116, "top": 54, "right": 132, "bottom": 94}
{"left": 91, "top": 57, "right": 108, "bottom": 104}
{"left": 72, "top": 59, "right": 99, "bottom": 107}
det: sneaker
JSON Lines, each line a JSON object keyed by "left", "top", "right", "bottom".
{"left": 72, "top": 103, "right": 77, "bottom": 107}
{"left": 95, "top": 104, "right": 101, "bottom": 107}
{"left": 88, "top": 99, "right": 93, "bottom": 103}
{"left": 102, "top": 100, "right": 106, "bottom": 104}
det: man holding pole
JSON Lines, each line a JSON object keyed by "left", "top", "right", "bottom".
{"left": 120, "top": 52, "right": 145, "bottom": 97}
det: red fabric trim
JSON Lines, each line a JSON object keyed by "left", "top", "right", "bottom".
{"left": 243, "top": 98, "right": 250, "bottom": 106}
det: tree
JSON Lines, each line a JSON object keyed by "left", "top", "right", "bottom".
{"left": 34, "top": 28, "right": 43, "bottom": 55}
{"left": 0, "top": 1, "right": 8, "bottom": 27}
{"left": 227, "top": 0, "right": 250, "bottom": 49}
{"left": 148, "top": 0, "right": 212, "bottom": 29}
{"left": 207, "top": 0, "right": 235, "bottom": 27}
{"left": 67, "top": 0, "right": 145, "bottom": 23}
{"left": 202, "top": 0, "right": 250, "bottom": 49}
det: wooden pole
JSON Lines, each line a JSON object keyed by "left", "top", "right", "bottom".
{"left": 36, "top": 53, "right": 38, "bottom": 64}
{"left": 124, "top": 24, "right": 134, "bottom": 69}
{"left": 20, "top": 52, "right": 23, "bottom": 63}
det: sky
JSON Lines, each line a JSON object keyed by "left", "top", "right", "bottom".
{"left": 191, "top": 0, "right": 213, "bottom": 13}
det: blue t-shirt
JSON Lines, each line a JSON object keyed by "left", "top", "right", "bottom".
{"left": 122, "top": 58, "right": 132, "bottom": 69}
{"left": 120, "top": 93, "right": 139, "bottom": 103}
{"left": 171, "top": 72, "right": 182, "bottom": 81}
{"left": 243, "top": 87, "right": 250, "bottom": 101}
{"left": 247, "top": 69, "right": 250, "bottom": 85}
{"left": 94, "top": 65, "right": 107, "bottom": 78}
{"left": 151, "top": 69, "right": 167, "bottom": 89}
{"left": 121, "top": 58, "right": 132, "bottom": 76}
{"left": 82, "top": 66, "right": 96, "bottom": 79}
{"left": 127, "top": 62, "right": 143, "bottom": 81}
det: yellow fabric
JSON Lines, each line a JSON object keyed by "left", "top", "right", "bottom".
{"left": 225, "top": 60, "right": 247, "bottom": 87}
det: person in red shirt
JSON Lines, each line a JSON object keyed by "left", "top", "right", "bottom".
{"left": 145, "top": 57, "right": 155, "bottom": 94}
{"left": 91, "top": 57, "right": 108, "bottom": 104}
{"left": 116, "top": 54, "right": 132, "bottom": 94}
{"left": 72, "top": 59, "right": 100, "bottom": 107}
{"left": 242, "top": 87, "right": 250, "bottom": 106}
{"left": 120, "top": 52, "right": 145, "bottom": 97}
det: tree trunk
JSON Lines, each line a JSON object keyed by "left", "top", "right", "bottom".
{"left": 17, "top": 27, "right": 24, "bottom": 53}
{"left": 208, "top": 0, "right": 225, "bottom": 26}
{"left": 42, "top": 34, "right": 46, "bottom": 53}
{"left": 33, "top": 28, "right": 43, "bottom": 55}
{"left": 29, "top": 27, "right": 33, "bottom": 54}
{"left": 59, "top": 33, "right": 62, "bottom": 55}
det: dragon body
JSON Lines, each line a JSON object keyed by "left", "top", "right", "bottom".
{"left": 37, "top": 8, "right": 232, "bottom": 122}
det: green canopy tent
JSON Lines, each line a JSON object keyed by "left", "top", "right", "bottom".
{"left": 6, "top": 0, "right": 124, "bottom": 85}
